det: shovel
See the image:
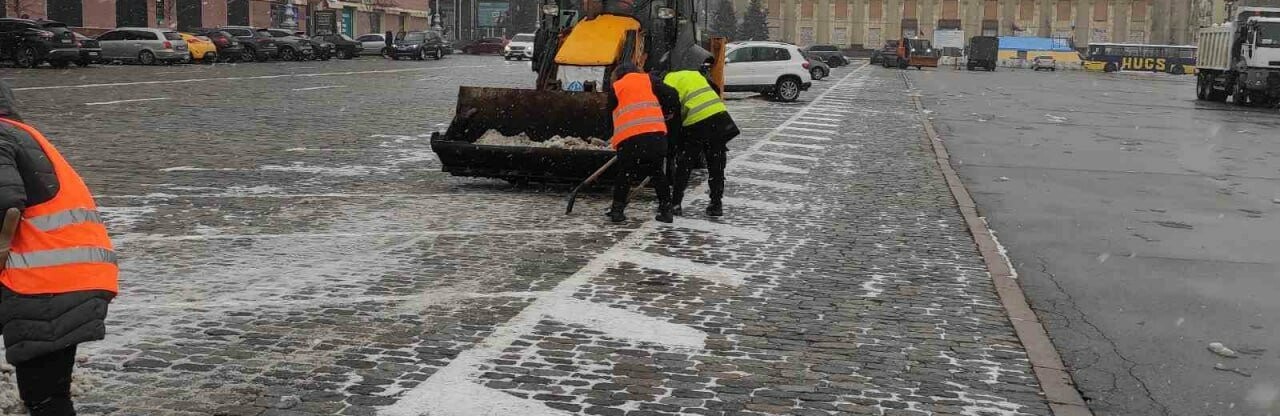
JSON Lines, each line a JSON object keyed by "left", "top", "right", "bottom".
{"left": 565, "top": 156, "right": 617, "bottom": 214}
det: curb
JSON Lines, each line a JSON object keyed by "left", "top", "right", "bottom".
{"left": 901, "top": 73, "right": 1094, "bottom": 416}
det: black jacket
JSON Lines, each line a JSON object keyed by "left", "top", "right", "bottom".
{"left": 0, "top": 83, "right": 113, "bottom": 364}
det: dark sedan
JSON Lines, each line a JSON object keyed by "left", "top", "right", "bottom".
{"left": 71, "top": 32, "right": 100, "bottom": 66}
{"left": 313, "top": 33, "right": 362, "bottom": 59}
{"left": 461, "top": 37, "right": 505, "bottom": 54}
{"left": 195, "top": 30, "right": 246, "bottom": 62}
{"left": 387, "top": 31, "right": 446, "bottom": 60}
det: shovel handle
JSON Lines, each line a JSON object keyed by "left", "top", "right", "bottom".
{"left": 565, "top": 156, "right": 618, "bottom": 215}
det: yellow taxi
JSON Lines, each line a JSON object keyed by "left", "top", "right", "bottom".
{"left": 180, "top": 33, "right": 219, "bottom": 63}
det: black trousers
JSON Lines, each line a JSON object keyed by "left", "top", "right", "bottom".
{"left": 612, "top": 133, "right": 670, "bottom": 212}
{"left": 14, "top": 345, "right": 77, "bottom": 415}
{"left": 671, "top": 128, "right": 728, "bottom": 206}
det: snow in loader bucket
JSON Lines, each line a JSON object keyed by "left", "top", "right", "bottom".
{"left": 430, "top": 86, "right": 621, "bottom": 184}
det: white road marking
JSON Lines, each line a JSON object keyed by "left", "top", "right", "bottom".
{"left": 725, "top": 176, "right": 806, "bottom": 191}
{"left": 765, "top": 141, "right": 826, "bottom": 150}
{"left": 782, "top": 126, "right": 838, "bottom": 134}
{"left": 291, "top": 85, "right": 345, "bottom": 91}
{"left": 663, "top": 218, "right": 771, "bottom": 242}
{"left": 84, "top": 97, "right": 169, "bottom": 106}
{"left": 391, "top": 376, "right": 573, "bottom": 416}
{"left": 732, "top": 160, "right": 809, "bottom": 174}
{"left": 721, "top": 196, "right": 802, "bottom": 212}
{"left": 753, "top": 151, "right": 820, "bottom": 161}
{"left": 543, "top": 298, "right": 707, "bottom": 349}
{"left": 790, "top": 120, "right": 839, "bottom": 128}
{"left": 799, "top": 115, "right": 842, "bottom": 122}
{"left": 774, "top": 132, "right": 832, "bottom": 141}
{"left": 621, "top": 250, "right": 746, "bottom": 286}
{"left": 14, "top": 65, "right": 487, "bottom": 91}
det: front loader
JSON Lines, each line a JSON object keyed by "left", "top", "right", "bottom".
{"left": 429, "top": 0, "right": 717, "bottom": 184}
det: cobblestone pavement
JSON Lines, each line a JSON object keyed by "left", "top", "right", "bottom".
{"left": 1, "top": 58, "right": 1050, "bottom": 415}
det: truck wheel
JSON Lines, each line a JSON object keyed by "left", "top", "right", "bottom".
{"left": 1233, "top": 82, "right": 1251, "bottom": 106}
{"left": 1104, "top": 62, "right": 1118, "bottom": 72}
{"left": 1196, "top": 75, "right": 1209, "bottom": 100}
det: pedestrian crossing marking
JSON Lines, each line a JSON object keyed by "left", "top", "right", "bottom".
{"left": 733, "top": 160, "right": 809, "bottom": 174}
{"left": 790, "top": 120, "right": 839, "bottom": 128}
{"left": 725, "top": 176, "right": 806, "bottom": 191}
{"left": 384, "top": 376, "right": 574, "bottom": 416}
{"left": 753, "top": 151, "right": 821, "bottom": 161}
{"left": 542, "top": 298, "right": 707, "bottom": 350}
{"left": 799, "top": 115, "right": 843, "bottom": 122}
{"left": 665, "top": 217, "right": 771, "bottom": 242}
{"left": 721, "top": 197, "right": 802, "bottom": 212}
{"left": 620, "top": 250, "right": 746, "bottom": 287}
{"left": 774, "top": 132, "right": 833, "bottom": 141}
{"left": 781, "top": 126, "right": 839, "bottom": 135}
{"left": 765, "top": 141, "right": 826, "bottom": 150}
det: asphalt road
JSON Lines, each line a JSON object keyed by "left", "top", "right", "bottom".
{"left": 911, "top": 67, "right": 1280, "bottom": 415}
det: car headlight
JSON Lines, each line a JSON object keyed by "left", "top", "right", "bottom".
{"left": 657, "top": 7, "right": 676, "bottom": 19}
{"left": 541, "top": 4, "right": 558, "bottom": 15}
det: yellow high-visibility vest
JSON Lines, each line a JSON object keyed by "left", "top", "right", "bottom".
{"left": 663, "top": 70, "right": 727, "bottom": 127}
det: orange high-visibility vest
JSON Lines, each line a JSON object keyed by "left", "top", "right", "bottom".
{"left": 0, "top": 118, "right": 118, "bottom": 295}
{"left": 610, "top": 72, "right": 668, "bottom": 148}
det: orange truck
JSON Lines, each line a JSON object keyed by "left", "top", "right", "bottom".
{"left": 894, "top": 37, "right": 939, "bottom": 69}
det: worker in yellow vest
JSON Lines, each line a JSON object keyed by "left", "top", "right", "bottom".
{"left": 664, "top": 68, "right": 739, "bottom": 216}
{"left": 0, "top": 83, "right": 118, "bottom": 416}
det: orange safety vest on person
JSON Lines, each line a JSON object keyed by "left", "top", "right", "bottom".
{"left": 610, "top": 72, "right": 668, "bottom": 148}
{"left": 0, "top": 118, "right": 118, "bottom": 295}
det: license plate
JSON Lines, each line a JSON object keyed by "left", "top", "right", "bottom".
{"left": 88, "top": 52, "right": 99, "bottom": 57}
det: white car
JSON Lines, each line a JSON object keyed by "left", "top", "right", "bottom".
{"left": 355, "top": 33, "right": 387, "bottom": 56}
{"left": 723, "top": 41, "right": 813, "bottom": 102}
{"left": 1032, "top": 55, "right": 1057, "bottom": 71}
{"left": 504, "top": 33, "right": 535, "bottom": 60}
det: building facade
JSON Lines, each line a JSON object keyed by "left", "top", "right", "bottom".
{"left": 3, "top": 0, "right": 430, "bottom": 36}
{"left": 731, "top": 0, "right": 1228, "bottom": 49}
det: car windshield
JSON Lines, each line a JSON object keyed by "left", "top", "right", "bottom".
{"left": 224, "top": 28, "right": 250, "bottom": 36}
{"left": 512, "top": 34, "right": 534, "bottom": 42}
{"left": 404, "top": 32, "right": 426, "bottom": 42}
{"left": 1258, "top": 22, "right": 1280, "bottom": 47}
{"left": 255, "top": 29, "right": 272, "bottom": 37}
{"left": 163, "top": 32, "right": 183, "bottom": 41}
{"left": 338, "top": 34, "right": 355, "bottom": 41}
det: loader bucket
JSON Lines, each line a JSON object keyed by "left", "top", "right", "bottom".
{"left": 431, "top": 86, "right": 619, "bottom": 184}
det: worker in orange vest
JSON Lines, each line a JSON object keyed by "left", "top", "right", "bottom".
{"left": 0, "top": 83, "right": 118, "bottom": 416}
{"left": 606, "top": 62, "right": 679, "bottom": 223}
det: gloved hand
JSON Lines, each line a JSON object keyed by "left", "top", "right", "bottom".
{"left": 0, "top": 208, "right": 20, "bottom": 268}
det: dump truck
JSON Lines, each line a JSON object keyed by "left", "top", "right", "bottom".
{"left": 429, "top": 0, "right": 716, "bottom": 184}
{"left": 1195, "top": 4, "right": 1280, "bottom": 106}
{"left": 966, "top": 36, "right": 998, "bottom": 71}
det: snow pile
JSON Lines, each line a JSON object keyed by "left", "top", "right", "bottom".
{"left": 475, "top": 130, "right": 609, "bottom": 150}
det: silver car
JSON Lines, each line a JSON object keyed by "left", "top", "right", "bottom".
{"left": 97, "top": 27, "right": 189, "bottom": 64}
{"left": 355, "top": 33, "right": 387, "bottom": 56}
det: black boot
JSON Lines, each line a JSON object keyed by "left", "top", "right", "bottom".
{"left": 705, "top": 179, "right": 724, "bottom": 217}
{"left": 672, "top": 205, "right": 683, "bottom": 216}
{"left": 606, "top": 207, "right": 627, "bottom": 223}
{"left": 656, "top": 202, "right": 674, "bottom": 223}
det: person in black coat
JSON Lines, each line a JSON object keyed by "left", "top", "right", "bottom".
{"left": 0, "top": 83, "right": 116, "bottom": 416}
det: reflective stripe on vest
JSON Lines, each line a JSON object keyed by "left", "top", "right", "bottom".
{"left": 610, "top": 73, "right": 668, "bottom": 147}
{"left": 6, "top": 247, "right": 118, "bottom": 269}
{"left": 0, "top": 118, "right": 119, "bottom": 295}
{"left": 26, "top": 208, "right": 104, "bottom": 232}
{"left": 663, "top": 71, "right": 727, "bottom": 127}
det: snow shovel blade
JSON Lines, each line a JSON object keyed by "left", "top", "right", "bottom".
{"left": 565, "top": 156, "right": 618, "bottom": 215}
{"left": 450, "top": 86, "right": 612, "bottom": 142}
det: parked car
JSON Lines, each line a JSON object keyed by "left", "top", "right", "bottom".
{"left": 0, "top": 18, "right": 79, "bottom": 68}
{"left": 723, "top": 41, "right": 812, "bottom": 102}
{"left": 180, "top": 32, "right": 218, "bottom": 63}
{"left": 387, "top": 30, "right": 446, "bottom": 60}
{"left": 96, "top": 27, "right": 189, "bottom": 65}
{"left": 876, "top": 39, "right": 900, "bottom": 67}
{"left": 264, "top": 28, "right": 313, "bottom": 61}
{"left": 1032, "top": 55, "right": 1056, "bottom": 71}
{"left": 355, "top": 33, "right": 387, "bottom": 56}
{"left": 802, "top": 44, "right": 848, "bottom": 67}
{"left": 72, "top": 32, "right": 100, "bottom": 66}
{"left": 297, "top": 32, "right": 333, "bottom": 60}
{"left": 313, "top": 33, "right": 361, "bottom": 59}
{"left": 504, "top": 33, "right": 534, "bottom": 60}
{"left": 803, "top": 52, "right": 830, "bottom": 80}
{"left": 192, "top": 29, "right": 245, "bottom": 62}
{"left": 462, "top": 37, "right": 506, "bottom": 54}
{"left": 218, "top": 26, "right": 277, "bottom": 61}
